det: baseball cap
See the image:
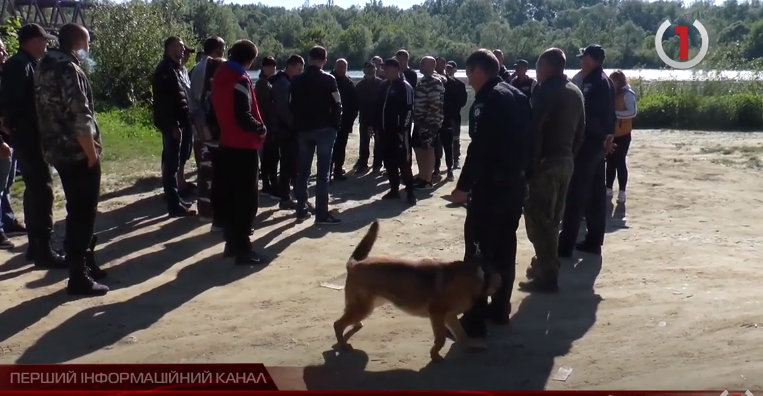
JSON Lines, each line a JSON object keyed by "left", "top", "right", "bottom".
{"left": 383, "top": 58, "right": 400, "bottom": 69}
{"left": 577, "top": 44, "right": 605, "bottom": 60}
{"left": 17, "top": 23, "right": 56, "bottom": 43}
{"left": 446, "top": 60, "right": 457, "bottom": 69}
{"left": 513, "top": 59, "right": 529, "bottom": 68}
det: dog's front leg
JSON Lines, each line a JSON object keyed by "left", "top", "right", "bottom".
{"left": 429, "top": 314, "right": 447, "bottom": 362}
{"left": 445, "top": 314, "right": 487, "bottom": 352}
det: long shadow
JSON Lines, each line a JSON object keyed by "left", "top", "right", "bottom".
{"left": 297, "top": 254, "right": 601, "bottom": 390}
{"left": 14, "top": 249, "right": 267, "bottom": 364}
{"left": 99, "top": 176, "right": 162, "bottom": 201}
{"left": 606, "top": 201, "right": 628, "bottom": 232}
{"left": 24, "top": 211, "right": 210, "bottom": 290}
{"left": 0, "top": 231, "right": 221, "bottom": 345}
{"left": 256, "top": 197, "right": 412, "bottom": 260}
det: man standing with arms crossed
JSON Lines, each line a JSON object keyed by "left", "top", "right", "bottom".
{"left": 449, "top": 49, "right": 531, "bottom": 336}
{"left": 0, "top": 23, "right": 65, "bottom": 268}
{"left": 35, "top": 23, "right": 108, "bottom": 296}
{"left": 519, "top": 48, "right": 586, "bottom": 293}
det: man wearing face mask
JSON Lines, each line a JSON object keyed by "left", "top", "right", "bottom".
{"left": 0, "top": 23, "right": 66, "bottom": 268}
{"left": 35, "top": 23, "right": 108, "bottom": 296}
{"left": 152, "top": 36, "right": 195, "bottom": 218}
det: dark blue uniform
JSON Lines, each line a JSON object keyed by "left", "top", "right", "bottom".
{"left": 458, "top": 77, "right": 532, "bottom": 334}
{"left": 558, "top": 66, "right": 616, "bottom": 255}
{"left": 374, "top": 77, "right": 416, "bottom": 197}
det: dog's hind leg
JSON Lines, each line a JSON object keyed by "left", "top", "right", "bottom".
{"left": 333, "top": 300, "right": 373, "bottom": 351}
{"left": 429, "top": 313, "right": 448, "bottom": 362}
{"left": 445, "top": 314, "right": 487, "bottom": 352}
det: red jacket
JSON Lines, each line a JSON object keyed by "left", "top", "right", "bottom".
{"left": 211, "top": 61, "right": 266, "bottom": 150}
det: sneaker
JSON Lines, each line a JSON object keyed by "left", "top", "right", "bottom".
{"left": 315, "top": 214, "right": 341, "bottom": 225}
{"left": 617, "top": 190, "right": 627, "bottom": 203}
{"left": 606, "top": 188, "right": 613, "bottom": 198}
{"left": 445, "top": 171, "right": 454, "bottom": 182}
{"left": 235, "top": 250, "right": 268, "bottom": 265}
{"left": 432, "top": 169, "right": 441, "bottom": 178}
{"left": 0, "top": 232, "right": 14, "bottom": 250}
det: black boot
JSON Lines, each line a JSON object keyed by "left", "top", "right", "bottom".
{"left": 66, "top": 257, "right": 109, "bottom": 296}
{"left": 31, "top": 232, "right": 67, "bottom": 269}
{"left": 85, "top": 236, "right": 107, "bottom": 281}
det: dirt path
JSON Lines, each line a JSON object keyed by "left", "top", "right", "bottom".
{"left": 1, "top": 130, "right": 763, "bottom": 390}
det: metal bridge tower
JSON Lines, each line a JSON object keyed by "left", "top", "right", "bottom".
{"left": 0, "top": 0, "right": 91, "bottom": 32}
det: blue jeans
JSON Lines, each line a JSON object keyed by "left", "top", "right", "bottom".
{"left": 0, "top": 149, "right": 17, "bottom": 230}
{"left": 295, "top": 128, "right": 337, "bottom": 219}
{"left": 161, "top": 128, "right": 193, "bottom": 209}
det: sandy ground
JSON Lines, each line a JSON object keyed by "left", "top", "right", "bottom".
{"left": 1, "top": 129, "right": 763, "bottom": 390}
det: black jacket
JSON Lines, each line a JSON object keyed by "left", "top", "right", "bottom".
{"left": 457, "top": 77, "right": 532, "bottom": 199}
{"left": 402, "top": 68, "right": 418, "bottom": 88}
{"left": 374, "top": 77, "right": 414, "bottom": 133}
{"left": 269, "top": 70, "right": 294, "bottom": 137}
{"left": 580, "top": 66, "right": 616, "bottom": 145}
{"left": 0, "top": 49, "right": 39, "bottom": 148}
{"left": 289, "top": 65, "right": 342, "bottom": 132}
{"left": 443, "top": 74, "right": 467, "bottom": 126}
{"left": 151, "top": 55, "right": 190, "bottom": 132}
{"left": 355, "top": 76, "right": 382, "bottom": 125}
{"left": 254, "top": 73, "right": 277, "bottom": 131}
{"left": 331, "top": 71, "right": 358, "bottom": 128}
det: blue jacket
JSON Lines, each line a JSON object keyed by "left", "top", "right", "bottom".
{"left": 580, "top": 66, "right": 615, "bottom": 144}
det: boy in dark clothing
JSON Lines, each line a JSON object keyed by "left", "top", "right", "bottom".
{"left": 210, "top": 40, "right": 268, "bottom": 265}
{"left": 375, "top": 58, "right": 416, "bottom": 205}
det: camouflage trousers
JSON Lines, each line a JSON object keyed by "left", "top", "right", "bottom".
{"left": 196, "top": 143, "right": 217, "bottom": 219}
{"left": 524, "top": 157, "right": 575, "bottom": 275}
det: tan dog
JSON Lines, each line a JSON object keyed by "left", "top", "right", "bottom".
{"left": 333, "top": 220, "right": 501, "bottom": 361}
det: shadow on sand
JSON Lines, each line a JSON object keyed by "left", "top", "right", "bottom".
{"left": 297, "top": 254, "right": 602, "bottom": 390}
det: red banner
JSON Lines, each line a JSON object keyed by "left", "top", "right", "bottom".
{"left": 0, "top": 365, "right": 754, "bottom": 395}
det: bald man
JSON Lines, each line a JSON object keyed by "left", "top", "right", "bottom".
{"left": 411, "top": 56, "right": 444, "bottom": 189}
{"left": 330, "top": 58, "right": 358, "bottom": 181}
{"left": 35, "top": 23, "right": 109, "bottom": 296}
{"left": 492, "top": 49, "right": 512, "bottom": 82}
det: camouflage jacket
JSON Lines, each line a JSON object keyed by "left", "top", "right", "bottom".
{"left": 412, "top": 73, "right": 444, "bottom": 132}
{"left": 34, "top": 49, "right": 101, "bottom": 166}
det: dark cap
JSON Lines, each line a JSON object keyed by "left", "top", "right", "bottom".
{"left": 446, "top": 60, "right": 457, "bottom": 69}
{"left": 17, "top": 23, "right": 56, "bottom": 43}
{"left": 577, "top": 44, "right": 605, "bottom": 60}
{"left": 363, "top": 61, "right": 375, "bottom": 69}
{"left": 383, "top": 58, "right": 400, "bottom": 69}
{"left": 512, "top": 59, "right": 529, "bottom": 68}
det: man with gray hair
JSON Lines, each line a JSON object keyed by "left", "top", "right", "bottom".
{"left": 330, "top": 58, "right": 358, "bottom": 181}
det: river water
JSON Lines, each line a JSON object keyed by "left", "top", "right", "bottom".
{"left": 248, "top": 69, "right": 762, "bottom": 81}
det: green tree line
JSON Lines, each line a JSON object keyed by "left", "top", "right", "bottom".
{"left": 8, "top": 0, "right": 763, "bottom": 105}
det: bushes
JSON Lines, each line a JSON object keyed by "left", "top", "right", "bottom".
{"left": 636, "top": 90, "right": 763, "bottom": 131}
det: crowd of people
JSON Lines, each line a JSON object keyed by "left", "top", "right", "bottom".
{"left": 0, "top": 22, "right": 638, "bottom": 311}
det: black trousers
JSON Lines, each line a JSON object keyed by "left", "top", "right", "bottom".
{"left": 434, "top": 123, "right": 454, "bottom": 171}
{"left": 13, "top": 142, "right": 54, "bottom": 237}
{"left": 56, "top": 158, "right": 101, "bottom": 266}
{"left": 559, "top": 144, "right": 607, "bottom": 252}
{"left": 261, "top": 133, "right": 280, "bottom": 190}
{"left": 357, "top": 121, "right": 382, "bottom": 169}
{"left": 276, "top": 134, "right": 297, "bottom": 201}
{"left": 461, "top": 183, "right": 523, "bottom": 320}
{"left": 332, "top": 122, "right": 354, "bottom": 172}
{"left": 215, "top": 147, "right": 258, "bottom": 254}
{"left": 381, "top": 129, "right": 414, "bottom": 191}
{"left": 606, "top": 134, "right": 632, "bottom": 191}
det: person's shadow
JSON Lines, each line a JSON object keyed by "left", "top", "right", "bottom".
{"left": 293, "top": 254, "right": 602, "bottom": 390}
{"left": 14, "top": 251, "right": 270, "bottom": 364}
{"left": 606, "top": 201, "right": 628, "bottom": 231}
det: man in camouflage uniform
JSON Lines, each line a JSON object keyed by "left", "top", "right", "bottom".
{"left": 519, "top": 48, "right": 586, "bottom": 293}
{"left": 411, "top": 56, "right": 444, "bottom": 189}
{"left": 35, "top": 23, "right": 108, "bottom": 297}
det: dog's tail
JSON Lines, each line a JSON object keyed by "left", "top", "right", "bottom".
{"left": 346, "top": 220, "right": 380, "bottom": 269}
